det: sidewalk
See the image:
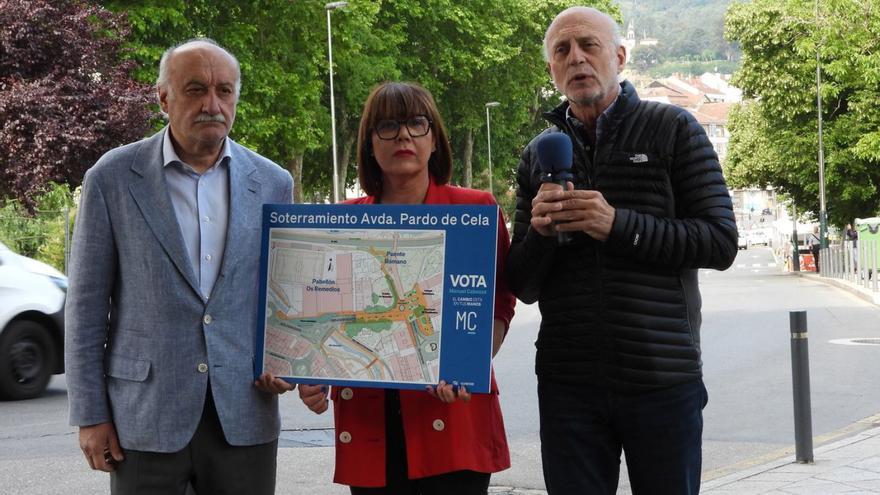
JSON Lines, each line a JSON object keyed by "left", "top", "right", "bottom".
{"left": 487, "top": 417, "right": 880, "bottom": 495}
{"left": 702, "top": 423, "right": 880, "bottom": 493}
{"left": 700, "top": 268, "right": 880, "bottom": 493}
{"left": 489, "top": 268, "right": 880, "bottom": 495}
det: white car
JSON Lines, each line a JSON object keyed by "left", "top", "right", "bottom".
{"left": 748, "top": 230, "right": 770, "bottom": 246}
{"left": 0, "top": 242, "right": 66, "bottom": 400}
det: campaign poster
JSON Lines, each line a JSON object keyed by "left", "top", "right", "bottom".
{"left": 254, "top": 204, "right": 498, "bottom": 393}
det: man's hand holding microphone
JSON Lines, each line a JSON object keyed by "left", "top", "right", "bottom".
{"left": 530, "top": 133, "right": 615, "bottom": 243}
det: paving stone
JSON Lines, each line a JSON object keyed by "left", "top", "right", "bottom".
{"left": 488, "top": 487, "right": 547, "bottom": 495}
{"left": 781, "top": 478, "right": 865, "bottom": 494}
{"left": 847, "top": 479, "right": 880, "bottom": 491}
{"left": 748, "top": 470, "right": 815, "bottom": 483}
{"left": 851, "top": 456, "right": 880, "bottom": 473}
{"left": 825, "top": 441, "right": 880, "bottom": 460}
{"left": 701, "top": 480, "right": 792, "bottom": 494}
{"left": 817, "top": 466, "right": 880, "bottom": 483}
{"left": 774, "top": 458, "right": 864, "bottom": 474}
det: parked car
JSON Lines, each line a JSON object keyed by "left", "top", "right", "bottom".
{"left": 0, "top": 242, "right": 66, "bottom": 400}
{"left": 738, "top": 232, "right": 749, "bottom": 250}
{"left": 748, "top": 230, "right": 770, "bottom": 246}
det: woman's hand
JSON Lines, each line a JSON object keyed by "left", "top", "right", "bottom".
{"left": 298, "top": 384, "right": 330, "bottom": 414}
{"left": 426, "top": 380, "right": 471, "bottom": 403}
{"left": 254, "top": 372, "right": 295, "bottom": 395}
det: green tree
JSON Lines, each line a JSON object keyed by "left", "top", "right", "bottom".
{"left": 0, "top": 183, "right": 75, "bottom": 270}
{"left": 316, "top": 1, "right": 402, "bottom": 199}
{"left": 633, "top": 44, "right": 663, "bottom": 70}
{"left": 102, "top": 0, "right": 328, "bottom": 202}
{"left": 725, "top": 0, "right": 880, "bottom": 225}
{"left": 104, "top": 0, "right": 619, "bottom": 207}
{"left": 0, "top": 0, "right": 153, "bottom": 209}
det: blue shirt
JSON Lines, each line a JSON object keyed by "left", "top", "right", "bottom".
{"left": 162, "top": 128, "right": 231, "bottom": 300}
{"left": 565, "top": 85, "right": 620, "bottom": 149}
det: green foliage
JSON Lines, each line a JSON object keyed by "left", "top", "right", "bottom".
{"left": 0, "top": 0, "right": 153, "bottom": 209}
{"left": 725, "top": 0, "right": 880, "bottom": 225}
{"left": 0, "top": 183, "right": 75, "bottom": 271}
{"left": 644, "top": 59, "right": 740, "bottom": 77}
{"left": 620, "top": 0, "right": 739, "bottom": 62}
{"left": 99, "top": 0, "right": 622, "bottom": 203}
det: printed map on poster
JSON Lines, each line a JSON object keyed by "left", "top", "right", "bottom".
{"left": 262, "top": 229, "right": 445, "bottom": 385}
{"left": 255, "top": 204, "right": 499, "bottom": 393}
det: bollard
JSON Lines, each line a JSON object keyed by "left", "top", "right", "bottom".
{"left": 860, "top": 241, "right": 866, "bottom": 288}
{"left": 790, "top": 310, "right": 814, "bottom": 463}
{"left": 868, "top": 239, "right": 877, "bottom": 292}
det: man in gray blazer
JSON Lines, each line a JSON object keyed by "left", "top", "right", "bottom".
{"left": 65, "top": 38, "right": 293, "bottom": 494}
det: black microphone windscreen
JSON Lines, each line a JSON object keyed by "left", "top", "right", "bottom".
{"left": 536, "top": 133, "right": 573, "bottom": 175}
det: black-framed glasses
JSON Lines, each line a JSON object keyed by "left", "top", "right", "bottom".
{"left": 374, "top": 115, "right": 432, "bottom": 140}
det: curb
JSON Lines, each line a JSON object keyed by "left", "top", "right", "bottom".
{"left": 489, "top": 488, "right": 547, "bottom": 495}
{"left": 491, "top": 263, "right": 880, "bottom": 495}
{"left": 703, "top": 423, "right": 880, "bottom": 490}
{"left": 792, "top": 270, "right": 880, "bottom": 306}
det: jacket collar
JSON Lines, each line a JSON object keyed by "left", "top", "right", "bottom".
{"left": 422, "top": 177, "right": 450, "bottom": 204}
{"left": 544, "top": 80, "right": 640, "bottom": 134}
{"left": 359, "top": 177, "right": 450, "bottom": 205}
{"left": 127, "top": 127, "right": 261, "bottom": 301}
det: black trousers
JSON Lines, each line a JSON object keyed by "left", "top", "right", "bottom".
{"left": 110, "top": 387, "right": 278, "bottom": 495}
{"left": 539, "top": 378, "right": 707, "bottom": 495}
{"left": 349, "top": 390, "right": 490, "bottom": 495}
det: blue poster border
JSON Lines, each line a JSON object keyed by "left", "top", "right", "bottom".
{"left": 254, "top": 203, "right": 498, "bottom": 393}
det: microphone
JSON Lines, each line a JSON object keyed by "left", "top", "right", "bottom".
{"left": 536, "top": 133, "right": 574, "bottom": 245}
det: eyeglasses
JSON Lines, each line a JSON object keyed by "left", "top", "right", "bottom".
{"left": 374, "top": 115, "right": 432, "bottom": 140}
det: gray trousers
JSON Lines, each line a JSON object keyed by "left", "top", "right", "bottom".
{"left": 110, "top": 387, "right": 278, "bottom": 495}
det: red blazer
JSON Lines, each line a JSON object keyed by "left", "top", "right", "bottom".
{"left": 332, "top": 180, "right": 516, "bottom": 487}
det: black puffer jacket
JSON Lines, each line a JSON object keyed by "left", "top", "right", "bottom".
{"left": 507, "top": 81, "right": 737, "bottom": 392}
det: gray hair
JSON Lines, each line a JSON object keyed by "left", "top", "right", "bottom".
{"left": 156, "top": 38, "right": 241, "bottom": 98}
{"left": 542, "top": 7, "right": 622, "bottom": 61}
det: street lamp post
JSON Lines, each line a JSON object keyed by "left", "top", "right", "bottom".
{"left": 325, "top": 1, "right": 347, "bottom": 203}
{"left": 815, "top": 0, "right": 827, "bottom": 248}
{"left": 792, "top": 202, "right": 801, "bottom": 272}
{"left": 485, "top": 101, "right": 500, "bottom": 196}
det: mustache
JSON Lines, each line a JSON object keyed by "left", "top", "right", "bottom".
{"left": 194, "top": 113, "right": 226, "bottom": 123}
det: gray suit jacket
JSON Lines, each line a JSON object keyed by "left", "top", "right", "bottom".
{"left": 65, "top": 129, "right": 293, "bottom": 452}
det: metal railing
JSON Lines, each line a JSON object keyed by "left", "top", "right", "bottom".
{"left": 818, "top": 240, "right": 879, "bottom": 293}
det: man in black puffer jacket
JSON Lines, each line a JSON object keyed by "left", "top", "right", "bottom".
{"left": 507, "top": 6, "right": 737, "bottom": 495}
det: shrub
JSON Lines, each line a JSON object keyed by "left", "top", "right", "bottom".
{"left": 0, "top": 182, "right": 75, "bottom": 272}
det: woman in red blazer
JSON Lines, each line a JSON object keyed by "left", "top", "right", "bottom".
{"left": 298, "top": 81, "right": 516, "bottom": 494}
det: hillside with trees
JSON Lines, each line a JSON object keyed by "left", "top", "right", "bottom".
{"left": 619, "top": 0, "right": 740, "bottom": 76}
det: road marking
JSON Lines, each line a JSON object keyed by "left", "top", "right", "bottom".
{"left": 829, "top": 337, "right": 880, "bottom": 346}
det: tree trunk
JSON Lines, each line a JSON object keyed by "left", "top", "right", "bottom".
{"left": 287, "top": 150, "right": 305, "bottom": 203}
{"left": 339, "top": 132, "right": 356, "bottom": 200}
{"left": 462, "top": 129, "right": 473, "bottom": 188}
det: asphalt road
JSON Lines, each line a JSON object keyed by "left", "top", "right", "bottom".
{"left": 2, "top": 245, "right": 880, "bottom": 494}
{"left": 700, "top": 246, "right": 880, "bottom": 478}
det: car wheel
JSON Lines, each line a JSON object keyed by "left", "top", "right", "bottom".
{"left": 0, "top": 320, "right": 56, "bottom": 400}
